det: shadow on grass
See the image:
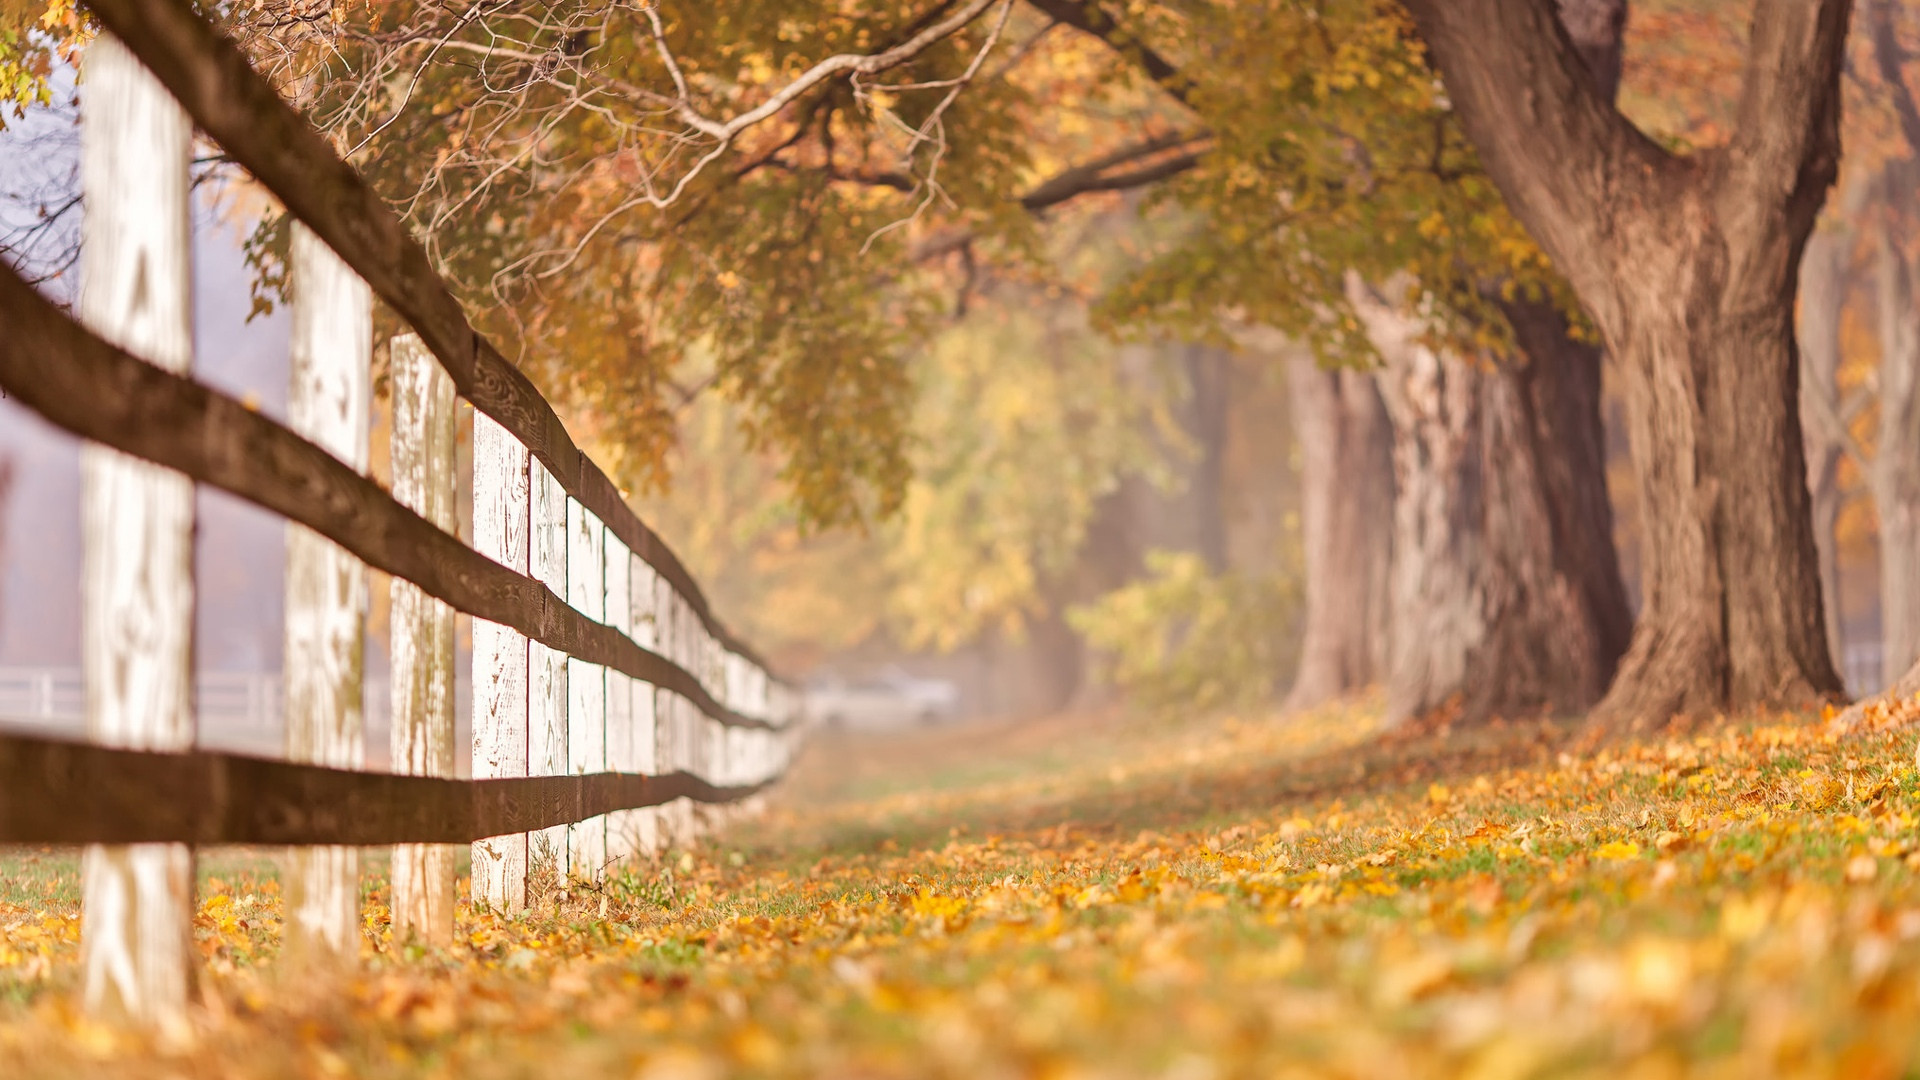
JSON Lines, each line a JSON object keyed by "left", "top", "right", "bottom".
{"left": 754, "top": 712, "right": 1583, "bottom": 861}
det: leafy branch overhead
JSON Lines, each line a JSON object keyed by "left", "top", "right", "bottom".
{"left": 181, "top": 0, "right": 1565, "bottom": 525}
{"left": 0, "top": 0, "right": 1578, "bottom": 522}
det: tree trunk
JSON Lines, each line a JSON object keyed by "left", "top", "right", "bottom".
{"left": 1281, "top": 353, "right": 1393, "bottom": 710}
{"left": 1596, "top": 229, "right": 1842, "bottom": 722}
{"left": 1403, "top": 0, "right": 1849, "bottom": 727}
{"left": 1798, "top": 211, "right": 1852, "bottom": 665}
{"left": 1499, "top": 300, "right": 1635, "bottom": 707}
{"left": 1354, "top": 278, "right": 1629, "bottom": 725}
{"left": 1180, "top": 344, "right": 1232, "bottom": 573}
{"left": 1872, "top": 217, "right": 1920, "bottom": 682}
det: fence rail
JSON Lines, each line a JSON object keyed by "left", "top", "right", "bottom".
{"left": 0, "top": 0, "right": 805, "bottom": 1025}
{"left": 0, "top": 731, "right": 765, "bottom": 847}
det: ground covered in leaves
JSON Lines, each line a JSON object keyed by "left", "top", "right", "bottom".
{"left": 8, "top": 701, "right": 1920, "bottom": 1078}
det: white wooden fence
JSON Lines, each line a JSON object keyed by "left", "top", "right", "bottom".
{"left": 0, "top": 16, "right": 801, "bottom": 1032}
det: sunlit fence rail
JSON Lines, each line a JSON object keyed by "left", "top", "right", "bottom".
{"left": 0, "top": 0, "right": 801, "bottom": 1025}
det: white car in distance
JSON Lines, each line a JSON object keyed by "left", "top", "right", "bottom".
{"left": 805, "top": 668, "right": 961, "bottom": 731}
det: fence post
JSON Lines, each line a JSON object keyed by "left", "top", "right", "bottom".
{"left": 529, "top": 461, "right": 569, "bottom": 891}
{"left": 629, "top": 556, "right": 662, "bottom": 857}
{"left": 282, "top": 218, "right": 373, "bottom": 967}
{"left": 77, "top": 33, "right": 197, "bottom": 1030}
{"left": 654, "top": 582, "right": 687, "bottom": 846}
{"left": 604, "top": 535, "right": 634, "bottom": 867}
{"left": 472, "top": 416, "right": 530, "bottom": 913}
{"left": 388, "top": 334, "right": 456, "bottom": 943}
{"left": 566, "top": 501, "right": 606, "bottom": 885}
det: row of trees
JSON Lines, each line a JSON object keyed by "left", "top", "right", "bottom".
{"left": 7, "top": 0, "right": 1916, "bottom": 726}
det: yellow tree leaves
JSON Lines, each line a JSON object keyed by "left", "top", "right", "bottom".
{"left": 1096, "top": 0, "right": 1571, "bottom": 364}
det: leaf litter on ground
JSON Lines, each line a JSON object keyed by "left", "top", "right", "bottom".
{"left": 6, "top": 700, "right": 1920, "bottom": 1077}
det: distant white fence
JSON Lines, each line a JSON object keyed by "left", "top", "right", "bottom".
{"left": 0, "top": 667, "right": 277, "bottom": 730}
{"left": 0, "top": 666, "right": 470, "bottom": 744}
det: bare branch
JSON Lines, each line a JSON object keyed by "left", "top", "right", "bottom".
{"left": 644, "top": 0, "right": 1000, "bottom": 143}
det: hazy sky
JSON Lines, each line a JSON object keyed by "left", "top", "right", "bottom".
{"left": 0, "top": 65, "right": 317, "bottom": 677}
{"left": 1, "top": 201, "right": 294, "bottom": 671}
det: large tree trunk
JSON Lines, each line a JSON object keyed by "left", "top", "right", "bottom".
{"left": 1353, "top": 279, "right": 1630, "bottom": 724}
{"left": 1595, "top": 225, "right": 1842, "bottom": 722}
{"left": 1361, "top": 289, "right": 1483, "bottom": 723}
{"left": 1180, "top": 344, "right": 1232, "bottom": 573}
{"left": 1831, "top": 4, "right": 1920, "bottom": 713}
{"left": 1404, "top": 0, "right": 1849, "bottom": 727}
{"left": 1871, "top": 214, "right": 1920, "bottom": 682}
{"left": 1798, "top": 210, "right": 1852, "bottom": 665}
{"left": 1282, "top": 353, "right": 1393, "bottom": 710}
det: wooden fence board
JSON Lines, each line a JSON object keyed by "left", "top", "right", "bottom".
{"left": 470, "top": 414, "right": 530, "bottom": 912}
{"left": 565, "top": 501, "right": 606, "bottom": 883}
{"left": 603, "top": 536, "right": 635, "bottom": 864}
{"left": 75, "top": 34, "right": 199, "bottom": 1028}
{"left": 0, "top": 732, "right": 767, "bottom": 847}
{"left": 282, "top": 221, "right": 374, "bottom": 967}
{"left": 389, "top": 333, "right": 457, "bottom": 944}
{"left": 529, "top": 464, "right": 569, "bottom": 886}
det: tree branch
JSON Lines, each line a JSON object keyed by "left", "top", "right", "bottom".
{"left": 1867, "top": 0, "right": 1920, "bottom": 158}
{"left": 1397, "top": 0, "right": 1675, "bottom": 309}
{"left": 1017, "top": 130, "right": 1209, "bottom": 210}
{"left": 1802, "top": 357, "right": 1873, "bottom": 467}
{"left": 644, "top": 0, "right": 1002, "bottom": 143}
{"left": 1021, "top": 0, "right": 1190, "bottom": 106}
{"left": 1724, "top": 0, "right": 1852, "bottom": 219}
{"left": 907, "top": 128, "right": 1209, "bottom": 260}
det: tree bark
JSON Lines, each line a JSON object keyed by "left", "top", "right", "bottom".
{"left": 1403, "top": 0, "right": 1849, "bottom": 726}
{"left": 1353, "top": 278, "right": 1630, "bottom": 725}
{"left": 1798, "top": 208, "right": 1853, "bottom": 664}
{"left": 1180, "top": 344, "right": 1233, "bottom": 573}
{"left": 1829, "top": 2, "right": 1920, "bottom": 715}
{"left": 1871, "top": 214, "right": 1920, "bottom": 682}
{"left": 1282, "top": 353, "right": 1393, "bottom": 710}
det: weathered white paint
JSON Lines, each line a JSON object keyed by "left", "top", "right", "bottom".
{"left": 471, "top": 414, "right": 530, "bottom": 912}
{"left": 603, "top": 536, "right": 634, "bottom": 865}
{"left": 388, "top": 334, "right": 457, "bottom": 943}
{"left": 528, "top": 459, "right": 569, "bottom": 887}
{"left": 565, "top": 500, "right": 607, "bottom": 883}
{"left": 280, "top": 219, "right": 374, "bottom": 969}
{"left": 629, "top": 549, "right": 662, "bottom": 857}
{"left": 655, "top": 691, "right": 680, "bottom": 846}
{"left": 667, "top": 692, "right": 699, "bottom": 845}
{"left": 76, "top": 35, "right": 197, "bottom": 1028}
{"left": 632, "top": 560, "right": 659, "bottom": 652}
{"left": 630, "top": 678, "right": 662, "bottom": 856}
